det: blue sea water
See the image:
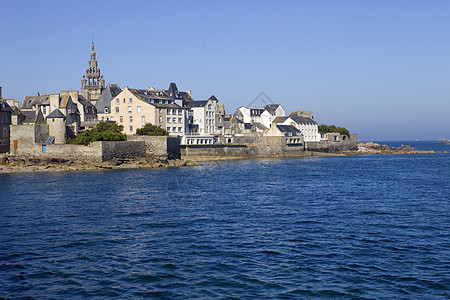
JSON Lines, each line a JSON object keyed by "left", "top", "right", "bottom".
{"left": 0, "top": 141, "right": 449, "bottom": 299}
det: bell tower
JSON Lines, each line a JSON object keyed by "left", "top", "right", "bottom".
{"left": 81, "top": 42, "right": 104, "bottom": 104}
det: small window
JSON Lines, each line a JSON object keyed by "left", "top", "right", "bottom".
{"left": 129, "top": 116, "right": 133, "bottom": 122}
{"left": 142, "top": 116, "right": 145, "bottom": 123}
{"left": 128, "top": 106, "right": 132, "bottom": 113}
{"left": 167, "top": 109, "right": 171, "bottom": 115}
{"left": 120, "top": 116, "right": 123, "bottom": 122}
{"left": 167, "top": 117, "right": 171, "bottom": 123}
{"left": 178, "top": 118, "right": 182, "bottom": 123}
{"left": 159, "top": 116, "right": 162, "bottom": 123}
{"left": 123, "top": 98, "right": 126, "bottom": 103}
{"left": 178, "top": 109, "right": 182, "bottom": 115}
{"left": 116, "top": 98, "right": 120, "bottom": 104}
{"left": 130, "top": 125, "right": 133, "bottom": 132}
{"left": 116, "top": 107, "right": 119, "bottom": 113}
{"left": 159, "top": 109, "right": 162, "bottom": 114}
{"left": 172, "top": 117, "right": 176, "bottom": 123}
{"left": 208, "top": 104, "right": 212, "bottom": 110}
{"left": 110, "top": 116, "right": 114, "bottom": 121}
{"left": 129, "top": 98, "right": 132, "bottom": 104}
{"left": 104, "top": 107, "right": 109, "bottom": 113}
{"left": 137, "top": 106, "right": 141, "bottom": 113}
{"left": 178, "top": 127, "right": 182, "bottom": 132}
{"left": 167, "top": 127, "right": 170, "bottom": 131}
{"left": 2, "top": 128, "right": 6, "bottom": 137}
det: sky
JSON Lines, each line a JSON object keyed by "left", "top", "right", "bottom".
{"left": 0, "top": 0, "right": 449, "bottom": 140}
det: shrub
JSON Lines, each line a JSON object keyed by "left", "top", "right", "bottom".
{"left": 136, "top": 123, "right": 169, "bottom": 136}
{"left": 67, "top": 121, "right": 127, "bottom": 145}
{"left": 318, "top": 124, "right": 350, "bottom": 136}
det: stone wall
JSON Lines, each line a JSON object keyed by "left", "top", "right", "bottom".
{"left": 128, "top": 136, "right": 181, "bottom": 159}
{"left": 9, "top": 124, "right": 48, "bottom": 156}
{"left": 101, "top": 141, "right": 146, "bottom": 161}
{"left": 306, "top": 134, "right": 358, "bottom": 152}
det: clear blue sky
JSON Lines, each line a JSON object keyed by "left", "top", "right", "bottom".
{"left": 1, "top": 0, "right": 449, "bottom": 140}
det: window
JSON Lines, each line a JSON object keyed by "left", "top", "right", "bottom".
{"left": 172, "top": 127, "right": 176, "bottom": 132}
{"left": 130, "top": 125, "right": 133, "bottom": 132}
{"left": 167, "top": 127, "right": 170, "bottom": 131}
{"left": 178, "top": 109, "right": 182, "bottom": 115}
{"left": 116, "top": 107, "right": 119, "bottom": 113}
{"left": 142, "top": 116, "right": 145, "bottom": 123}
{"left": 167, "top": 117, "right": 171, "bottom": 123}
{"left": 129, "top": 116, "right": 133, "bottom": 122}
{"left": 110, "top": 116, "right": 114, "bottom": 121}
{"left": 116, "top": 98, "right": 120, "bottom": 104}
{"left": 2, "top": 128, "right": 6, "bottom": 137}
{"left": 137, "top": 106, "right": 141, "bottom": 113}
{"left": 172, "top": 117, "right": 176, "bottom": 123}
{"left": 159, "top": 109, "right": 162, "bottom": 114}
{"left": 128, "top": 106, "right": 132, "bottom": 113}
{"left": 159, "top": 116, "right": 162, "bottom": 123}
{"left": 208, "top": 104, "right": 212, "bottom": 110}
{"left": 178, "top": 118, "right": 182, "bottom": 123}
{"left": 120, "top": 116, "right": 123, "bottom": 122}
{"left": 167, "top": 109, "right": 171, "bottom": 115}
{"left": 123, "top": 98, "right": 126, "bottom": 103}
{"left": 104, "top": 108, "right": 109, "bottom": 113}
{"left": 178, "top": 127, "right": 182, "bottom": 132}
{"left": 43, "top": 107, "right": 47, "bottom": 114}
{"left": 129, "top": 98, "right": 133, "bottom": 104}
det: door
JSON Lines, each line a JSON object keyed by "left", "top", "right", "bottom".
{"left": 42, "top": 145, "right": 46, "bottom": 153}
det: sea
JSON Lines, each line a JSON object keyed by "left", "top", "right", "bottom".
{"left": 0, "top": 141, "right": 448, "bottom": 299}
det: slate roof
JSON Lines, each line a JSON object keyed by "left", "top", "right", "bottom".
{"left": 252, "top": 123, "right": 268, "bottom": 131}
{"left": 95, "top": 83, "right": 121, "bottom": 112}
{"left": 21, "top": 94, "right": 50, "bottom": 109}
{"left": 273, "top": 116, "right": 288, "bottom": 123}
{"left": 151, "top": 103, "right": 184, "bottom": 109}
{"left": 208, "top": 95, "right": 218, "bottom": 101}
{"left": 289, "top": 116, "right": 317, "bottom": 125}
{"left": 21, "top": 109, "right": 45, "bottom": 123}
{"left": 47, "top": 109, "right": 66, "bottom": 119}
{"left": 265, "top": 104, "right": 281, "bottom": 115}
{"left": 0, "top": 100, "right": 13, "bottom": 112}
{"left": 167, "top": 82, "right": 178, "bottom": 95}
{"left": 187, "top": 100, "right": 208, "bottom": 108}
{"left": 277, "top": 125, "right": 302, "bottom": 136}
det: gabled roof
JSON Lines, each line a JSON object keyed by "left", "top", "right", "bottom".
{"left": 187, "top": 100, "right": 208, "bottom": 108}
{"left": 208, "top": 95, "right": 218, "bottom": 101}
{"left": 21, "top": 94, "right": 50, "bottom": 109}
{"left": 265, "top": 104, "right": 281, "bottom": 115}
{"left": 273, "top": 116, "right": 288, "bottom": 124}
{"left": 289, "top": 116, "right": 317, "bottom": 125}
{"left": 95, "top": 83, "right": 122, "bottom": 111}
{"left": 0, "top": 100, "right": 13, "bottom": 112}
{"left": 252, "top": 123, "right": 268, "bottom": 131}
{"left": 47, "top": 109, "right": 66, "bottom": 119}
{"left": 20, "top": 109, "right": 45, "bottom": 123}
{"left": 277, "top": 125, "right": 302, "bottom": 135}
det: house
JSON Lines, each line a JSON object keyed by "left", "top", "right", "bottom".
{"left": 95, "top": 83, "right": 122, "bottom": 118}
{"left": 0, "top": 100, "right": 13, "bottom": 153}
{"left": 103, "top": 86, "right": 187, "bottom": 136}
{"left": 265, "top": 123, "right": 304, "bottom": 145}
{"left": 235, "top": 104, "right": 285, "bottom": 131}
{"left": 186, "top": 96, "right": 219, "bottom": 135}
{"left": 274, "top": 112, "right": 320, "bottom": 142}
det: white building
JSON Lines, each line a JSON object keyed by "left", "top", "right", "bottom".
{"left": 274, "top": 114, "right": 320, "bottom": 142}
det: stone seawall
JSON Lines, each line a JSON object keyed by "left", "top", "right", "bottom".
{"left": 128, "top": 136, "right": 181, "bottom": 159}
{"left": 306, "top": 134, "right": 358, "bottom": 152}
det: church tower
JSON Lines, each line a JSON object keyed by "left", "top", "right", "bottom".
{"left": 81, "top": 42, "right": 105, "bottom": 104}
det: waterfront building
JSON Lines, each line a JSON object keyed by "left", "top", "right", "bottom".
{"left": 274, "top": 112, "right": 320, "bottom": 142}
{"left": 103, "top": 86, "right": 187, "bottom": 136}
{"left": 0, "top": 100, "right": 13, "bottom": 153}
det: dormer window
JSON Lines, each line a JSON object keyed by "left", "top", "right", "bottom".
{"left": 104, "top": 107, "right": 109, "bottom": 113}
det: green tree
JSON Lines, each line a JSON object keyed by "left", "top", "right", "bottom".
{"left": 136, "top": 123, "right": 169, "bottom": 136}
{"left": 318, "top": 124, "right": 350, "bottom": 136}
{"left": 67, "top": 121, "right": 127, "bottom": 145}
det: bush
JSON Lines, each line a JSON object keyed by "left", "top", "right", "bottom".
{"left": 136, "top": 123, "right": 169, "bottom": 136}
{"left": 318, "top": 124, "right": 350, "bottom": 136}
{"left": 67, "top": 121, "right": 127, "bottom": 145}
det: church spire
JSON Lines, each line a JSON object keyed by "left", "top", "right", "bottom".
{"left": 81, "top": 42, "right": 104, "bottom": 104}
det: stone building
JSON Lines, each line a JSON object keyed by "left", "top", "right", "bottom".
{"left": 81, "top": 42, "right": 105, "bottom": 104}
{"left": 0, "top": 100, "right": 13, "bottom": 153}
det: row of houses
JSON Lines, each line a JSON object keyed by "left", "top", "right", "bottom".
{"left": 0, "top": 43, "right": 346, "bottom": 155}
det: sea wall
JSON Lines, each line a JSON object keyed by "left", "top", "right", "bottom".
{"left": 181, "top": 136, "right": 306, "bottom": 158}
{"left": 128, "top": 136, "right": 181, "bottom": 159}
{"left": 10, "top": 124, "right": 49, "bottom": 156}
{"left": 306, "top": 134, "right": 358, "bottom": 152}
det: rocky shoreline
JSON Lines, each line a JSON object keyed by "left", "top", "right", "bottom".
{"left": 0, "top": 142, "right": 437, "bottom": 174}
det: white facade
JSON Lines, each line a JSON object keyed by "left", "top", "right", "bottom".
{"left": 280, "top": 117, "right": 320, "bottom": 142}
{"left": 189, "top": 99, "right": 218, "bottom": 135}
